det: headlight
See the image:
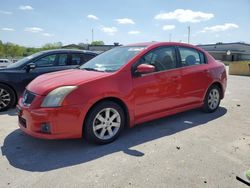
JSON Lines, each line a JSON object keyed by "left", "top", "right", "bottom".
{"left": 41, "top": 86, "right": 77, "bottom": 107}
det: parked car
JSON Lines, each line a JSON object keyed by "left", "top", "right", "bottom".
{"left": 0, "top": 49, "right": 97, "bottom": 111}
{"left": 12, "top": 59, "right": 19, "bottom": 63}
{"left": 0, "top": 59, "right": 12, "bottom": 68}
{"left": 17, "top": 42, "right": 227, "bottom": 144}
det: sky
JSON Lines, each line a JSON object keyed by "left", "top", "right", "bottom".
{"left": 0, "top": 0, "right": 250, "bottom": 47}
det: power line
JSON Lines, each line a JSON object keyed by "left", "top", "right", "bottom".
{"left": 188, "top": 26, "right": 190, "bottom": 44}
{"left": 91, "top": 28, "right": 94, "bottom": 43}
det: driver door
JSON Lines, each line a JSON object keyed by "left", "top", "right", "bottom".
{"left": 132, "top": 46, "right": 182, "bottom": 121}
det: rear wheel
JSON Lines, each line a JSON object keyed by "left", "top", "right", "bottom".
{"left": 0, "top": 84, "right": 16, "bottom": 112}
{"left": 84, "top": 101, "right": 125, "bottom": 144}
{"left": 203, "top": 85, "right": 221, "bottom": 113}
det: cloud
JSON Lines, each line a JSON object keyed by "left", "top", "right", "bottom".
{"left": 0, "top": 10, "right": 12, "bottom": 15}
{"left": 42, "top": 33, "right": 54, "bottom": 37}
{"left": 162, "top": 25, "right": 175, "bottom": 31}
{"left": 25, "top": 27, "right": 43, "bottom": 33}
{"left": 1, "top": 28, "right": 15, "bottom": 31}
{"left": 19, "top": 5, "right": 33, "bottom": 10}
{"left": 128, "top": 30, "right": 140, "bottom": 35}
{"left": 87, "top": 14, "right": 99, "bottom": 20}
{"left": 100, "top": 26, "right": 117, "bottom": 35}
{"left": 201, "top": 23, "right": 239, "bottom": 32}
{"left": 154, "top": 9, "right": 214, "bottom": 23}
{"left": 115, "top": 18, "right": 135, "bottom": 24}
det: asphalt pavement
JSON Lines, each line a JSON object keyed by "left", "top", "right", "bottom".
{"left": 0, "top": 73, "right": 249, "bottom": 188}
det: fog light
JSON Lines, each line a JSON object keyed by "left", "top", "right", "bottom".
{"left": 41, "top": 123, "right": 51, "bottom": 134}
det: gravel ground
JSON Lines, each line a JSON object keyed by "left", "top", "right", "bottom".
{"left": 0, "top": 72, "right": 249, "bottom": 188}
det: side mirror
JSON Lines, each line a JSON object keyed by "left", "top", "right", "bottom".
{"left": 136, "top": 64, "right": 155, "bottom": 74}
{"left": 26, "top": 63, "right": 36, "bottom": 72}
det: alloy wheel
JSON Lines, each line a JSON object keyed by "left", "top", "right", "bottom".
{"left": 0, "top": 88, "right": 11, "bottom": 110}
{"left": 92, "top": 107, "right": 121, "bottom": 140}
{"left": 208, "top": 88, "right": 220, "bottom": 110}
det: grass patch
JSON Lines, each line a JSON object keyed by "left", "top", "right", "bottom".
{"left": 246, "top": 170, "right": 250, "bottom": 180}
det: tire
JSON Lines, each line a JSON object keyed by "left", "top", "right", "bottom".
{"left": 84, "top": 101, "right": 125, "bottom": 144}
{"left": 203, "top": 85, "right": 221, "bottom": 113}
{"left": 0, "top": 84, "right": 16, "bottom": 112}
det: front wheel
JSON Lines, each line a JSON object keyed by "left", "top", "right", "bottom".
{"left": 203, "top": 85, "right": 221, "bottom": 113}
{"left": 84, "top": 101, "right": 125, "bottom": 144}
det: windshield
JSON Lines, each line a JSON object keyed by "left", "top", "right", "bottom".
{"left": 79, "top": 46, "right": 145, "bottom": 72}
{"left": 6, "top": 51, "right": 44, "bottom": 68}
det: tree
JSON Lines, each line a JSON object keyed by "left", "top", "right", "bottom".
{"left": 42, "top": 42, "right": 63, "bottom": 50}
{"left": 0, "top": 41, "right": 64, "bottom": 58}
{"left": 91, "top": 41, "right": 104, "bottom": 45}
{"left": 55, "top": 42, "right": 63, "bottom": 47}
{"left": 0, "top": 44, "right": 4, "bottom": 58}
{"left": 78, "top": 43, "right": 88, "bottom": 50}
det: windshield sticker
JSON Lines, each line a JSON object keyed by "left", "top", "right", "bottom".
{"left": 128, "top": 47, "right": 145, "bottom": 52}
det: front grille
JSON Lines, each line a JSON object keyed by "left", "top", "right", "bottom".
{"left": 19, "top": 116, "right": 27, "bottom": 128}
{"left": 22, "top": 90, "right": 36, "bottom": 106}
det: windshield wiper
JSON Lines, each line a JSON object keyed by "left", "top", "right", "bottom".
{"left": 81, "top": 68, "right": 104, "bottom": 72}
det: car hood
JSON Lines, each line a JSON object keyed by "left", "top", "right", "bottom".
{"left": 27, "top": 69, "right": 111, "bottom": 95}
{"left": 0, "top": 67, "right": 12, "bottom": 71}
{"left": 0, "top": 64, "right": 12, "bottom": 69}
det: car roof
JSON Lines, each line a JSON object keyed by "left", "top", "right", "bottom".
{"left": 125, "top": 42, "right": 204, "bottom": 52}
{"left": 40, "top": 49, "right": 98, "bottom": 55}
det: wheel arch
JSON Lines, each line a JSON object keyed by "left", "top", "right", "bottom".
{"left": 82, "top": 97, "right": 130, "bottom": 136}
{"left": 204, "top": 81, "right": 224, "bottom": 101}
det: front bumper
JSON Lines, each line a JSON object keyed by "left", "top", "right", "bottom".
{"left": 17, "top": 99, "right": 86, "bottom": 139}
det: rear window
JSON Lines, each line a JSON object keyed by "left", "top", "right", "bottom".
{"left": 179, "top": 47, "right": 206, "bottom": 66}
{"left": 71, "top": 54, "right": 86, "bottom": 65}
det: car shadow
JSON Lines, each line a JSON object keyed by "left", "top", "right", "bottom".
{"left": 1, "top": 107, "right": 227, "bottom": 172}
{"left": 0, "top": 108, "right": 17, "bottom": 116}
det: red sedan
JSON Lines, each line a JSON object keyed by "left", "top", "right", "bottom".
{"left": 17, "top": 42, "right": 227, "bottom": 144}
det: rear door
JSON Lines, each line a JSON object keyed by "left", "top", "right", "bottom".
{"left": 177, "top": 46, "right": 211, "bottom": 105}
{"left": 132, "top": 46, "right": 183, "bottom": 120}
{"left": 68, "top": 53, "right": 96, "bottom": 68}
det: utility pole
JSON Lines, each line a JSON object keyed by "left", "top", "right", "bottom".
{"left": 187, "top": 26, "right": 190, "bottom": 44}
{"left": 91, "top": 28, "right": 94, "bottom": 43}
{"left": 169, "top": 33, "right": 172, "bottom": 42}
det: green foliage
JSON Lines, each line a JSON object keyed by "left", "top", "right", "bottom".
{"left": 0, "top": 41, "right": 63, "bottom": 58}
{"left": 42, "top": 42, "right": 63, "bottom": 50}
{"left": 246, "top": 170, "right": 250, "bottom": 180}
{"left": 91, "top": 41, "right": 105, "bottom": 45}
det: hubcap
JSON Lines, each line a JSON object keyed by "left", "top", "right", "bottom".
{"left": 208, "top": 88, "right": 220, "bottom": 110}
{"left": 93, "top": 108, "right": 121, "bottom": 140}
{"left": 0, "top": 88, "right": 11, "bottom": 110}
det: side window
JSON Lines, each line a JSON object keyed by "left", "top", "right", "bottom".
{"left": 71, "top": 53, "right": 88, "bottom": 65}
{"left": 57, "top": 54, "right": 68, "bottom": 66}
{"left": 139, "top": 47, "right": 177, "bottom": 72}
{"left": 179, "top": 47, "right": 206, "bottom": 66}
{"left": 84, "top": 54, "right": 96, "bottom": 62}
{"left": 35, "top": 54, "right": 56, "bottom": 67}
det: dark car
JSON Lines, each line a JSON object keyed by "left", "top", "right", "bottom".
{"left": 0, "top": 49, "right": 97, "bottom": 111}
